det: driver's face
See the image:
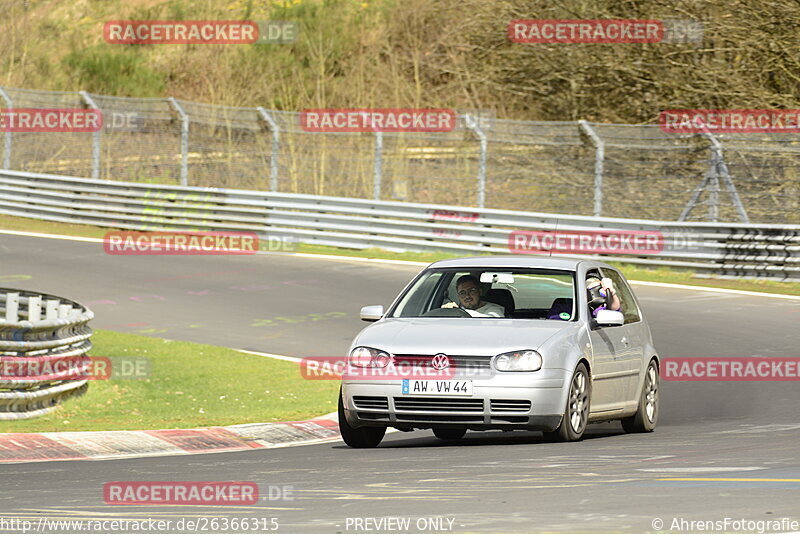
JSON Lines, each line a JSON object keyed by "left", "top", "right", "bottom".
{"left": 586, "top": 280, "right": 604, "bottom": 306}
{"left": 457, "top": 281, "right": 481, "bottom": 310}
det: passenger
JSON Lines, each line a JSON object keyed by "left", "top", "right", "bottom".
{"left": 441, "top": 275, "right": 504, "bottom": 317}
{"left": 587, "top": 276, "right": 621, "bottom": 317}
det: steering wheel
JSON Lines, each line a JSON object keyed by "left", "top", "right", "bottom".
{"left": 422, "top": 307, "right": 471, "bottom": 318}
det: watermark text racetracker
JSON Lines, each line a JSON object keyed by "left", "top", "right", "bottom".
{"left": 103, "top": 231, "right": 296, "bottom": 255}
{"left": 663, "top": 357, "right": 800, "bottom": 381}
{"left": 0, "top": 355, "right": 149, "bottom": 381}
{"left": 508, "top": 228, "right": 706, "bottom": 256}
{"left": 508, "top": 19, "right": 703, "bottom": 44}
{"left": 300, "top": 108, "right": 456, "bottom": 132}
{"left": 104, "top": 20, "right": 298, "bottom": 44}
{"left": 509, "top": 19, "right": 663, "bottom": 43}
{"left": 103, "top": 481, "right": 293, "bottom": 505}
{"left": 301, "top": 356, "right": 495, "bottom": 380}
{"left": 660, "top": 109, "right": 800, "bottom": 133}
{"left": 0, "top": 108, "right": 102, "bottom": 132}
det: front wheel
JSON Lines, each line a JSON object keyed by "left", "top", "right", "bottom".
{"left": 622, "top": 359, "right": 659, "bottom": 433}
{"left": 544, "top": 363, "right": 590, "bottom": 442}
{"left": 338, "top": 390, "right": 386, "bottom": 448}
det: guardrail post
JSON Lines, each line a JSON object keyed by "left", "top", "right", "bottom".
{"left": 257, "top": 107, "right": 280, "bottom": 192}
{"left": 578, "top": 120, "right": 605, "bottom": 217}
{"left": 373, "top": 130, "right": 383, "bottom": 200}
{"left": 464, "top": 114, "right": 487, "bottom": 208}
{"left": 168, "top": 97, "right": 189, "bottom": 186}
{"left": 0, "top": 87, "right": 12, "bottom": 170}
{"left": 79, "top": 91, "right": 101, "bottom": 179}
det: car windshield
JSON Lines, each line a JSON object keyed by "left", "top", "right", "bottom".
{"left": 389, "top": 268, "right": 576, "bottom": 320}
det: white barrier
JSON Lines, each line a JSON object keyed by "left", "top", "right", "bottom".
{"left": 0, "top": 170, "right": 797, "bottom": 280}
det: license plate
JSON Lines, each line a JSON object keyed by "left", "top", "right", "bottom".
{"left": 401, "top": 379, "right": 473, "bottom": 396}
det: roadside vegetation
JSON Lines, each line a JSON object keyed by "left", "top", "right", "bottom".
{"left": 0, "top": 329, "right": 339, "bottom": 432}
{"left": 3, "top": 0, "right": 800, "bottom": 122}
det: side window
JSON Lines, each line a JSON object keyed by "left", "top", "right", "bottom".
{"left": 393, "top": 271, "right": 444, "bottom": 316}
{"left": 585, "top": 269, "right": 602, "bottom": 315}
{"left": 603, "top": 269, "right": 641, "bottom": 324}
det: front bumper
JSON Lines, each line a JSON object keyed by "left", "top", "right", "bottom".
{"left": 342, "top": 371, "right": 569, "bottom": 432}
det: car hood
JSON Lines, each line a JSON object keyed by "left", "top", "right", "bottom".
{"left": 352, "top": 318, "right": 572, "bottom": 356}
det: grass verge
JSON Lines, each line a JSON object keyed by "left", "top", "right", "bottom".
{"left": 2, "top": 213, "right": 799, "bottom": 296}
{"left": 0, "top": 330, "right": 339, "bottom": 433}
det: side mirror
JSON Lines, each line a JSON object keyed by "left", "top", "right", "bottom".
{"left": 360, "top": 305, "right": 384, "bottom": 322}
{"left": 594, "top": 309, "right": 624, "bottom": 327}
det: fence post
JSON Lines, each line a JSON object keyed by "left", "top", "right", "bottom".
{"left": 707, "top": 168, "right": 720, "bottom": 222}
{"left": 168, "top": 97, "right": 189, "bottom": 186}
{"left": 578, "top": 120, "right": 605, "bottom": 217}
{"left": 682, "top": 130, "right": 749, "bottom": 223}
{"left": 0, "top": 87, "right": 12, "bottom": 170}
{"left": 464, "top": 114, "right": 487, "bottom": 208}
{"left": 79, "top": 91, "right": 101, "bottom": 179}
{"left": 679, "top": 158, "right": 714, "bottom": 222}
{"left": 703, "top": 130, "right": 749, "bottom": 223}
{"left": 373, "top": 130, "right": 383, "bottom": 200}
{"left": 257, "top": 107, "right": 280, "bottom": 192}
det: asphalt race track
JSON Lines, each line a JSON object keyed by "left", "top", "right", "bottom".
{"left": 1, "top": 233, "right": 799, "bottom": 533}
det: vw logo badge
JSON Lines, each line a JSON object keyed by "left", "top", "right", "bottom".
{"left": 431, "top": 353, "right": 450, "bottom": 370}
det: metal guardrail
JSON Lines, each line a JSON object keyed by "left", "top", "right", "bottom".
{"left": 0, "top": 169, "right": 798, "bottom": 280}
{"left": 0, "top": 288, "right": 93, "bottom": 419}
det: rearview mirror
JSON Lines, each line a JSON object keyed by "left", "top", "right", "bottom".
{"left": 480, "top": 272, "right": 514, "bottom": 284}
{"left": 360, "top": 305, "right": 384, "bottom": 322}
{"left": 594, "top": 309, "right": 624, "bottom": 327}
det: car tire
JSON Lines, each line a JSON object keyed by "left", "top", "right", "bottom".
{"left": 338, "top": 389, "right": 386, "bottom": 448}
{"left": 545, "top": 362, "right": 591, "bottom": 442}
{"left": 432, "top": 428, "right": 467, "bottom": 441}
{"left": 621, "top": 359, "right": 659, "bottom": 433}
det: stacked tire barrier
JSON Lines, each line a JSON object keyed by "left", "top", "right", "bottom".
{"left": 0, "top": 289, "right": 93, "bottom": 420}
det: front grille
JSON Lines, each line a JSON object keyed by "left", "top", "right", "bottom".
{"left": 395, "top": 414, "right": 484, "bottom": 423}
{"left": 490, "top": 399, "right": 532, "bottom": 413}
{"left": 353, "top": 396, "right": 389, "bottom": 410}
{"left": 393, "top": 397, "right": 484, "bottom": 412}
{"left": 490, "top": 415, "right": 529, "bottom": 423}
{"left": 357, "top": 412, "right": 390, "bottom": 421}
{"left": 394, "top": 354, "right": 492, "bottom": 371}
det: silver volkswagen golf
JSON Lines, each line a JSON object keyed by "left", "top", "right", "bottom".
{"left": 338, "top": 257, "right": 660, "bottom": 448}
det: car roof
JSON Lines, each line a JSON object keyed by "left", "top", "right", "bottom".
{"left": 428, "top": 256, "right": 605, "bottom": 270}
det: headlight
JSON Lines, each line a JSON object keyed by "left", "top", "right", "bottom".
{"left": 348, "top": 346, "right": 392, "bottom": 368}
{"left": 493, "top": 350, "right": 543, "bottom": 372}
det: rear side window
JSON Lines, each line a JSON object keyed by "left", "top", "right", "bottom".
{"left": 603, "top": 269, "right": 640, "bottom": 324}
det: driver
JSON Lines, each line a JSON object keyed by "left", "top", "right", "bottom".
{"left": 441, "top": 275, "right": 504, "bottom": 317}
{"left": 587, "top": 275, "right": 621, "bottom": 317}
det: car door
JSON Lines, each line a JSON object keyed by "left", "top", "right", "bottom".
{"left": 588, "top": 314, "right": 630, "bottom": 413}
{"left": 602, "top": 268, "right": 645, "bottom": 404}
{"left": 586, "top": 270, "right": 630, "bottom": 413}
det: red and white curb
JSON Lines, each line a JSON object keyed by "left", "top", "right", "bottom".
{"left": 0, "top": 412, "right": 339, "bottom": 464}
